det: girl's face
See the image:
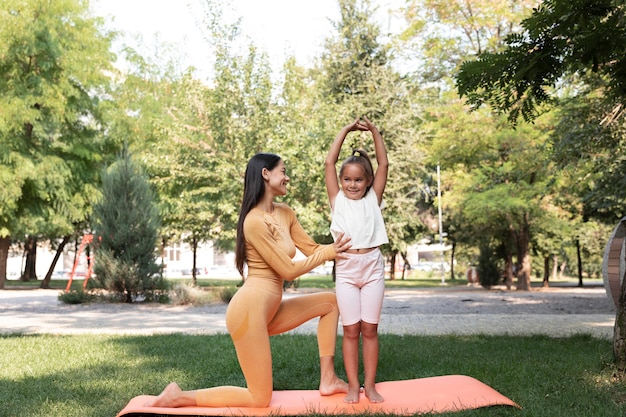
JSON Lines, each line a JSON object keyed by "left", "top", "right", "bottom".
{"left": 264, "top": 160, "right": 290, "bottom": 197}
{"left": 340, "top": 163, "right": 371, "bottom": 200}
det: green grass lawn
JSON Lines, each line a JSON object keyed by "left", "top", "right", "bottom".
{"left": 4, "top": 270, "right": 599, "bottom": 292}
{"left": 2, "top": 272, "right": 613, "bottom": 416}
{"left": 191, "top": 274, "right": 470, "bottom": 290}
{"left": 0, "top": 333, "right": 624, "bottom": 417}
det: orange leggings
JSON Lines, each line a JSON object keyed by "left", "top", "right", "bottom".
{"left": 195, "top": 276, "right": 339, "bottom": 407}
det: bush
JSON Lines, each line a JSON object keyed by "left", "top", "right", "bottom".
{"left": 219, "top": 286, "right": 238, "bottom": 303}
{"left": 169, "top": 282, "right": 217, "bottom": 305}
{"left": 94, "top": 250, "right": 165, "bottom": 302}
{"left": 58, "top": 289, "right": 93, "bottom": 304}
{"left": 478, "top": 243, "right": 502, "bottom": 286}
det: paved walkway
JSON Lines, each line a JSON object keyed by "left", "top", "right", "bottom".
{"left": 0, "top": 285, "right": 617, "bottom": 339}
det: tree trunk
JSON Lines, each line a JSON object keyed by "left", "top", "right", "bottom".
{"left": 21, "top": 236, "right": 38, "bottom": 281}
{"left": 559, "top": 260, "right": 567, "bottom": 279}
{"left": 191, "top": 236, "right": 198, "bottom": 286}
{"left": 389, "top": 251, "right": 397, "bottom": 280}
{"left": 552, "top": 255, "right": 559, "bottom": 281}
{"left": 400, "top": 251, "right": 409, "bottom": 280}
{"left": 542, "top": 256, "right": 550, "bottom": 288}
{"left": 0, "top": 236, "right": 9, "bottom": 289}
{"left": 576, "top": 238, "right": 584, "bottom": 287}
{"left": 41, "top": 236, "right": 70, "bottom": 289}
{"left": 503, "top": 253, "right": 514, "bottom": 290}
{"left": 516, "top": 216, "right": 532, "bottom": 291}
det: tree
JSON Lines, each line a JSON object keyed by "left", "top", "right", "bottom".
{"left": 397, "top": 0, "right": 539, "bottom": 282}
{"left": 424, "top": 90, "right": 555, "bottom": 290}
{"left": 456, "top": 0, "right": 626, "bottom": 125}
{"left": 92, "top": 150, "right": 162, "bottom": 302}
{"left": 454, "top": 0, "right": 626, "bottom": 369}
{"left": 0, "top": 0, "right": 117, "bottom": 288}
{"left": 111, "top": 0, "right": 281, "bottom": 282}
{"left": 317, "top": 0, "right": 428, "bottom": 277}
{"left": 400, "top": 0, "right": 535, "bottom": 83}
{"left": 550, "top": 80, "right": 626, "bottom": 222}
{"left": 272, "top": 58, "right": 335, "bottom": 244}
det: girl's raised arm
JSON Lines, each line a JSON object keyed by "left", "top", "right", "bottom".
{"left": 363, "top": 116, "right": 388, "bottom": 204}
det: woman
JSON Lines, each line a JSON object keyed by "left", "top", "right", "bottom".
{"left": 147, "top": 153, "right": 350, "bottom": 408}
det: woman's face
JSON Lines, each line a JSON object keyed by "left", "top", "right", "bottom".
{"left": 264, "top": 160, "right": 290, "bottom": 196}
{"left": 340, "top": 163, "right": 371, "bottom": 200}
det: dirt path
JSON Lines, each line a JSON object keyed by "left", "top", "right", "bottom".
{"left": 0, "top": 284, "right": 616, "bottom": 339}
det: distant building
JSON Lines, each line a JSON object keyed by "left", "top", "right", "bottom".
{"left": 6, "top": 238, "right": 233, "bottom": 280}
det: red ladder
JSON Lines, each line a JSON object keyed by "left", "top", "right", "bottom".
{"left": 64, "top": 234, "right": 95, "bottom": 292}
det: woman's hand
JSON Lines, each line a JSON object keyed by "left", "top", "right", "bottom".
{"left": 333, "top": 232, "right": 352, "bottom": 258}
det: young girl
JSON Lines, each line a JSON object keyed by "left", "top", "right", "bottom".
{"left": 324, "top": 117, "right": 389, "bottom": 404}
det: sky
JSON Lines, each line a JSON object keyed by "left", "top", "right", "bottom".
{"left": 91, "top": 0, "right": 404, "bottom": 78}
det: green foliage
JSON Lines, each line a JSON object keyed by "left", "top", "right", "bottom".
{"left": 0, "top": 0, "right": 117, "bottom": 233}
{"left": 315, "top": 0, "right": 428, "bottom": 258}
{"left": 5, "top": 0, "right": 619, "bottom": 300}
{"left": 57, "top": 288, "right": 93, "bottom": 305}
{"left": 449, "top": 0, "right": 626, "bottom": 288}
{"left": 398, "top": 1, "right": 551, "bottom": 279}
{"left": 456, "top": 0, "right": 626, "bottom": 124}
{"left": 477, "top": 242, "right": 503, "bottom": 286}
{"left": 320, "top": 0, "right": 390, "bottom": 101}
{"left": 92, "top": 151, "right": 162, "bottom": 302}
{"left": 218, "top": 286, "right": 238, "bottom": 303}
{"left": 126, "top": 5, "right": 277, "bottom": 261}
{"left": 0, "top": 0, "right": 120, "bottom": 286}
{"left": 549, "top": 82, "right": 626, "bottom": 222}
{"left": 426, "top": 93, "right": 558, "bottom": 286}
{"left": 400, "top": 0, "right": 535, "bottom": 83}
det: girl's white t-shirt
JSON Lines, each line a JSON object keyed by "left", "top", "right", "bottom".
{"left": 330, "top": 190, "right": 389, "bottom": 249}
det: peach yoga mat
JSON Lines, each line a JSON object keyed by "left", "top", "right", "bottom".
{"left": 116, "top": 375, "right": 520, "bottom": 416}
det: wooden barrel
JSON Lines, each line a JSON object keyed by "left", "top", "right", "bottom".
{"left": 602, "top": 217, "right": 626, "bottom": 308}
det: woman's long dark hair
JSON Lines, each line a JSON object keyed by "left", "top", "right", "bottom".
{"left": 235, "top": 153, "right": 282, "bottom": 276}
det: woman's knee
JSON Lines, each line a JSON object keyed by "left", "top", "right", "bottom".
{"left": 251, "top": 387, "right": 273, "bottom": 407}
{"left": 320, "top": 291, "right": 338, "bottom": 307}
{"left": 305, "top": 292, "right": 338, "bottom": 312}
{"left": 316, "top": 292, "right": 340, "bottom": 316}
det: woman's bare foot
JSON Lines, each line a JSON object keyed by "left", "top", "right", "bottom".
{"left": 319, "top": 375, "right": 349, "bottom": 396}
{"left": 144, "top": 382, "right": 183, "bottom": 407}
{"left": 364, "top": 385, "right": 384, "bottom": 403}
{"left": 343, "top": 386, "right": 361, "bottom": 404}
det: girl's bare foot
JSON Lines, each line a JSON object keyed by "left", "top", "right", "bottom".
{"left": 364, "top": 385, "right": 384, "bottom": 403}
{"left": 144, "top": 382, "right": 182, "bottom": 407}
{"left": 319, "top": 375, "right": 349, "bottom": 396}
{"left": 343, "top": 386, "right": 361, "bottom": 404}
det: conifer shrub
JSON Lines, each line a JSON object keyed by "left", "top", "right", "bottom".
{"left": 92, "top": 150, "right": 164, "bottom": 302}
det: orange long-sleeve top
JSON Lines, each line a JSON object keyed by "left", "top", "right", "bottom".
{"left": 243, "top": 203, "right": 336, "bottom": 282}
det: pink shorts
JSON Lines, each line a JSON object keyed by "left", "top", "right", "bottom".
{"left": 335, "top": 248, "right": 385, "bottom": 326}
